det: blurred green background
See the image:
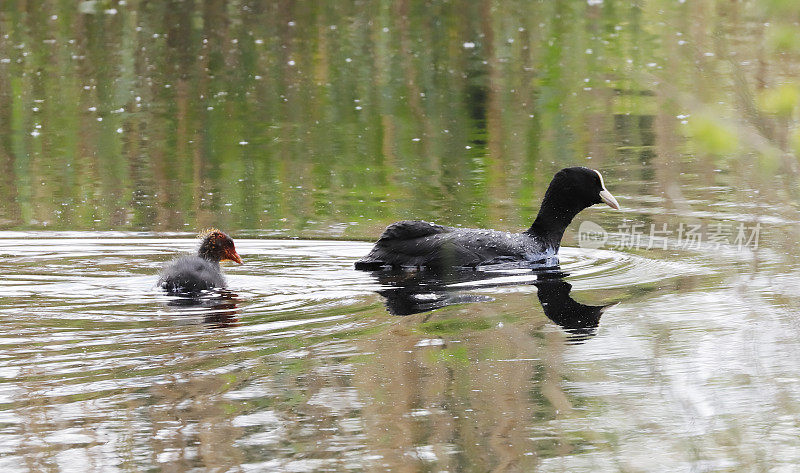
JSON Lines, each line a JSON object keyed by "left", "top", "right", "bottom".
{"left": 1, "top": 0, "right": 799, "bottom": 240}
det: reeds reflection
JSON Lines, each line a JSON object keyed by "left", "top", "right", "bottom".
{"left": 1, "top": 0, "right": 796, "bottom": 244}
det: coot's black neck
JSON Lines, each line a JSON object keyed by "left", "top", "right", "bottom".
{"left": 524, "top": 188, "right": 589, "bottom": 251}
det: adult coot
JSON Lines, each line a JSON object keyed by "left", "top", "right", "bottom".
{"left": 355, "top": 167, "right": 619, "bottom": 270}
{"left": 159, "top": 229, "right": 243, "bottom": 294}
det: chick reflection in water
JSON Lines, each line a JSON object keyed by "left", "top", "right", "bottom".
{"left": 165, "top": 290, "right": 242, "bottom": 328}
{"left": 373, "top": 270, "right": 615, "bottom": 342}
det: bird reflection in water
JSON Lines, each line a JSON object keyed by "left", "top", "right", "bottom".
{"left": 533, "top": 275, "right": 615, "bottom": 343}
{"left": 164, "top": 290, "right": 242, "bottom": 328}
{"left": 370, "top": 268, "right": 616, "bottom": 343}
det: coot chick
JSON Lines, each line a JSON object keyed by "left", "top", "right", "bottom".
{"left": 159, "top": 229, "right": 243, "bottom": 295}
{"left": 355, "top": 167, "right": 619, "bottom": 270}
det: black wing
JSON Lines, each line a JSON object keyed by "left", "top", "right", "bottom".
{"left": 377, "top": 220, "right": 451, "bottom": 241}
{"left": 356, "top": 221, "right": 457, "bottom": 269}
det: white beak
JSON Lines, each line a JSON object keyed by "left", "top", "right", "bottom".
{"left": 599, "top": 189, "right": 620, "bottom": 210}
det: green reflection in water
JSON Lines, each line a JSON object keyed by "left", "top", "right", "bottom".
{"left": 0, "top": 0, "right": 683, "bottom": 238}
{"left": 4, "top": 0, "right": 796, "bottom": 244}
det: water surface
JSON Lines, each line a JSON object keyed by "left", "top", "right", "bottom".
{"left": 1, "top": 234, "right": 798, "bottom": 471}
{"left": 3, "top": 0, "right": 800, "bottom": 471}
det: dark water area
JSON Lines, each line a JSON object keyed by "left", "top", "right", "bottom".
{"left": 3, "top": 0, "right": 800, "bottom": 471}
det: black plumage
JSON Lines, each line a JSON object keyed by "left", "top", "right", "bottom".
{"left": 159, "top": 230, "right": 243, "bottom": 295}
{"left": 355, "top": 167, "right": 619, "bottom": 270}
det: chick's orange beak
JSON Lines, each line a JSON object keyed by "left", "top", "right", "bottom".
{"left": 224, "top": 247, "right": 243, "bottom": 264}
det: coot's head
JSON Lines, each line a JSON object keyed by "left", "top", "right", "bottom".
{"left": 198, "top": 229, "right": 243, "bottom": 264}
{"left": 547, "top": 167, "right": 620, "bottom": 211}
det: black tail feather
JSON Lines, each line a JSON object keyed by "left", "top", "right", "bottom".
{"left": 354, "top": 259, "right": 388, "bottom": 270}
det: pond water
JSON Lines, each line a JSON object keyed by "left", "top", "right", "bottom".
{"left": 3, "top": 0, "right": 800, "bottom": 471}
{"left": 1, "top": 233, "right": 798, "bottom": 471}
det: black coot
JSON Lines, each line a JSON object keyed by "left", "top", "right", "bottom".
{"left": 159, "top": 230, "right": 243, "bottom": 294}
{"left": 355, "top": 167, "right": 620, "bottom": 270}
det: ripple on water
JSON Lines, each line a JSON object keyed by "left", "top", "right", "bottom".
{"left": 1, "top": 234, "right": 789, "bottom": 471}
{"left": 558, "top": 247, "right": 710, "bottom": 289}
